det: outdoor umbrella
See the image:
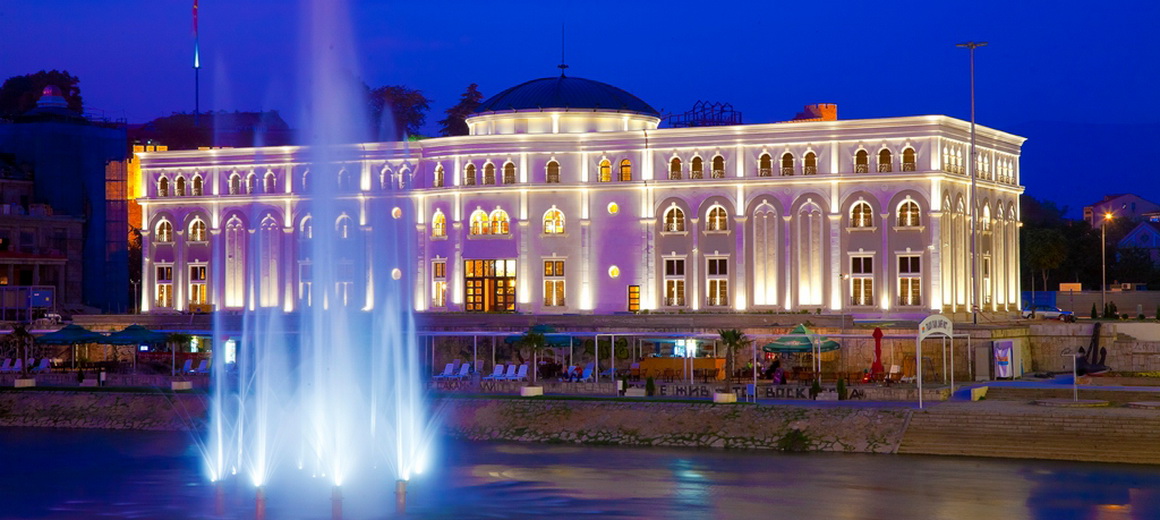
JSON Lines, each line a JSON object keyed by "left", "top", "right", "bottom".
{"left": 35, "top": 324, "right": 107, "bottom": 370}
{"left": 870, "top": 327, "right": 885, "bottom": 376}
{"left": 104, "top": 325, "right": 171, "bottom": 373}
{"left": 761, "top": 324, "right": 840, "bottom": 353}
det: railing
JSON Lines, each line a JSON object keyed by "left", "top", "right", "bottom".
{"left": 758, "top": 168, "right": 772, "bottom": 177}
{"left": 781, "top": 167, "right": 795, "bottom": 176}
{"left": 690, "top": 171, "right": 703, "bottom": 179}
{"left": 706, "top": 297, "right": 728, "bottom": 307}
{"left": 669, "top": 171, "right": 682, "bottom": 180}
{"left": 711, "top": 169, "right": 725, "bottom": 179}
{"left": 854, "top": 164, "right": 869, "bottom": 173}
{"left": 663, "top": 223, "right": 685, "bottom": 233}
{"left": 901, "top": 162, "right": 916, "bottom": 172}
{"left": 878, "top": 163, "right": 892, "bottom": 172}
{"left": 543, "top": 298, "right": 566, "bottom": 307}
{"left": 665, "top": 297, "right": 686, "bottom": 307}
{"left": 803, "top": 165, "right": 817, "bottom": 175}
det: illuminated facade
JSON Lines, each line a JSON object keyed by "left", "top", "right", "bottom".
{"left": 138, "top": 76, "right": 1025, "bottom": 317}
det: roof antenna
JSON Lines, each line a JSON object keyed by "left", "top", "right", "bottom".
{"left": 558, "top": 23, "right": 568, "bottom": 77}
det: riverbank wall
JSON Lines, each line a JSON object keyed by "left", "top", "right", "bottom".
{"left": 0, "top": 390, "right": 206, "bottom": 430}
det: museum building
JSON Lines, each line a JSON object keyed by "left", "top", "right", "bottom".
{"left": 137, "top": 75, "right": 1025, "bottom": 317}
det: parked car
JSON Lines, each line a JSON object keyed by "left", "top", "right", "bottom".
{"left": 1022, "top": 305, "right": 1076, "bottom": 322}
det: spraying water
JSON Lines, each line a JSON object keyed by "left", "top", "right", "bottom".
{"left": 203, "top": 0, "right": 434, "bottom": 509}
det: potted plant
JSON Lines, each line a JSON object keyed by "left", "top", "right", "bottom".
{"left": 712, "top": 329, "right": 749, "bottom": 403}
{"left": 518, "top": 327, "right": 546, "bottom": 397}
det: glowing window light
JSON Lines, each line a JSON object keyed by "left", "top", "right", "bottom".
{"left": 607, "top": 202, "right": 619, "bottom": 215}
{"left": 608, "top": 266, "right": 620, "bottom": 278}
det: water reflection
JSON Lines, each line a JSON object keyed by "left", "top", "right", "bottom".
{"left": 2, "top": 428, "right": 1158, "bottom": 519}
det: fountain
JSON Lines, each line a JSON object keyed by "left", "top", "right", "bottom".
{"left": 202, "top": 0, "right": 435, "bottom": 516}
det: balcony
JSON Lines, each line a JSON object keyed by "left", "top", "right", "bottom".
{"left": 665, "top": 297, "right": 686, "bottom": 307}
{"left": 878, "top": 163, "right": 892, "bottom": 173}
{"left": 855, "top": 164, "right": 869, "bottom": 173}
{"left": 803, "top": 165, "right": 817, "bottom": 175}
{"left": 902, "top": 162, "right": 916, "bottom": 172}
{"left": 711, "top": 169, "right": 725, "bottom": 179}
{"left": 690, "top": 171, "right": 703, "bottom": 179}
{"left": 706, "top": 297, "right": 728, "bottom": 307}
{"left": 758, "top": 168, "right": 772, "bottom": 177}
{"left": 669, "top": 171, "right": 682, "bottom": 180}
{"left": 780, "top": 167, "right": 795, "bottom": 176}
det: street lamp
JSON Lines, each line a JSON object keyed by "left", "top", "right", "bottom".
{"left": 838, "top": 273, "right": 850, "bottom": 330}
{"left": 1101, "top": 211, "right": 1113, "bottom": 314}
{"left": 957, "top": 41, "right": 987, "bottom": 324}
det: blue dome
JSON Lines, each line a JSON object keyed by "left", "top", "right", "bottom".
{"left": 474, "top": 76, "right": 659, "bottom": 117}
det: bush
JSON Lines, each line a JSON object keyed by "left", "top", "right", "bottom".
{"left": 1091, "top": 303, "right": 1099, "bottom": 320}
{"left": 836, "top": 378, "right": 848, "bottom": 400}
{"left": 809, "top": 379, "right": 822, "bottom": 400}
{"left": 645, "top": 376, "right": 656, "bottom": 397}
{"left": 1140, "top": 314, "right": 1147, "bottom": 321}
{"left": 777, "top": 429, "right": 811, "bottom": 452}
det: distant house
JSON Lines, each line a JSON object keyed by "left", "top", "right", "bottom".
{"left": 1084, "top": 194, "right": 1160, "bottom": 227}
{"left": 128, "top": 111, "right": 294, "bottom": 150}
{"left": 1119, "top": 221, "right": 1160, "bottom": 265}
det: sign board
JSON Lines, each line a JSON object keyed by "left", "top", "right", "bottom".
{"left": 27, "top": 289, "right": 53, "bottom": 308}
{"left": 918, "top": 314, "right": 953, "bottom": 341}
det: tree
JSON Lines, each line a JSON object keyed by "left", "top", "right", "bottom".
{"left": 438, "top": 83, "right": 483, "bottom": 137}
{"left": 366, "top": 85, "right": 430, "bottom": 140}
{"left": 1022, "top": 227, "right": 1067, "bottom": 311}
{"left": 0, "top": 70, "right": 83, "bottom": 117}
{"left": 517, "top": 328, "right": 547, "bottom": 385}
{"left": 717, "top": 329, "right": 750, "bottom": 385}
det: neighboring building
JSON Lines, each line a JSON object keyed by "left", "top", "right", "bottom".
{"left": 0, "top": 86, "right": 130, "bottom": 312}
{"left": 0, "top": 153, "right": 85, "bottom": 320}
{"left": 129, "top": 111, "right": 293, "bottom": 150}
{"left": 1119, "top": 221, "right": 1160, "bottom": 265}
{"left": 137, "top": 75, "right": 1025, "bottom": 318}
{"left": 1084, "top": 194, "right": 1160, "bottom": 228}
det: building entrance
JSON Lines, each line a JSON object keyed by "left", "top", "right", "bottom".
{"left": 464, "top": 259, "right": 517, "bottom": 312}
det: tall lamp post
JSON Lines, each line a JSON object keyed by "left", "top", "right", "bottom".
{"left": 957, "top": 41, "right": 987, "bottom": 324}
{"left": 1101, "top": 211, "right": 1113, "bottom": 314}
{"left": 838, "top": 273, "right": 850, "bottom": 330}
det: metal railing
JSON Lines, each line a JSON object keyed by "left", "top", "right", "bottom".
{"left": 803, "top": 165, "right": 817, "bottom": 175}
{"left": 758, "top": 168, "right": 772, "bottom": 177}
{"left": 781, "top": 167, "right": 795, "bottom": 176}
{"left": 854, "top": 164, "right": 869, "bottom": 173}
{"left": 878, "top": 163, "right": 892, "bottom": 172}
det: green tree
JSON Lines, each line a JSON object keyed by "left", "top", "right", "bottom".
{"left": 1022, "top": 227, "right": 1067, "bottom": 312}
{"left": 437, "top": 83, "right": 483, "bottom": 137}
{"left": 517, "top": 328, "right": 547, "bottom": 385}
{"left": 717, "top": 329, "right": 750, "bottom": 384}
{"left": 0, "top": 70, "right": 83, "bottom": 117}
{"left": 366, "top": 85, "right": 430, "bottom": 140}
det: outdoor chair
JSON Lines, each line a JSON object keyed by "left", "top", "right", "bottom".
{"left": 498, "top": 364, "right": 518, "bottom": 380}
{"left": 0, "top": 359, "right": 11, "bottom": 372}
{"left": 193, "top": 359, "right": 208, "bottom": 374}
{"left": 31, "top": 359, "right": 50, "bottom": 373}
{"left": 432, "top": 363, "right": 455, "bottom": 379}
{"left": 885, "top": 365, "right": 902, "bottom": 385}
{"left": 507, "top": 364, "right": 528, "bottom": 382}
{"left": 452, "top": 363, "right": 471, "bottom": 380}
{"left": 482, "top": 364, "right": 506, "bottom": 380}
{"left": 561, "top": 366, "right": 578, "bottom": 382}
{"left": 579, "top": 366, "right": 594, "bottom": 382}
{"left": 9, "top": 359, "right": 22, "bottom": 373}
{"left": 180, "top": 359, "right": 193, "bottom": 374}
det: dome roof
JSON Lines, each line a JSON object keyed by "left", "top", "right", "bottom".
{"left": 474, "top": 76, "right": 659, "bottom": 117}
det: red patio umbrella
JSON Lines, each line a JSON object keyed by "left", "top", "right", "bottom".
{"left": 866, "top": 327, "right": 885, "bottom": 381}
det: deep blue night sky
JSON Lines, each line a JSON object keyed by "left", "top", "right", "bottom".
{"left": 2, "top": 0, "right": 1157, "bottom": 215}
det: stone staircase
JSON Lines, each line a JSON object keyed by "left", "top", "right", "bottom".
{"left": 983, "top": 386, "right": 1160, "bottom": 404}
{"left": 898, "top": 402, "right": 1160, "bottom": 464}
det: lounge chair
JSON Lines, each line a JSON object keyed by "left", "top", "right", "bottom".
{"left": 9, "top": 359, "right": 22, "bottom": 373}
{"left": 578, "top": 366, "right": 594, "bottom": 383}
{"left": 432, "top": 363, "right": 455, "bottom": 379}
{"left": 885, "top": 365, "right": 902, "bottom": 385}
{"left": 452, "top": 363, "right": 471, "bottom": 380}
{"left": 194, "top": 360, "right": 210, "bottom": 375}
{"left": 561, "top": 365, "right": 578, "bottom": 381}
{"left": 31, "top": 358, "right": 50, "bottom": 373}
{"left": 180, "top": 359, "right": 193, "bottom": 374}
{"left": 506, "top": 364, "right": 528, "bottom": 382}
{"left": 482, "top": 364, "right": 506, "bottom": 380}
{"left": 0, "top": 359, "right": 11, "bottom": 372}
{"left": 497, "top": 364, "right": 518, "bottom": 381}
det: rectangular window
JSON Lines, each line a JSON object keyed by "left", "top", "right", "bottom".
{"left": 155, "top": 265, "right": 173, "bottom": 308}
{"left": 336, "top": 261, "right": 353, "bottom": 306}
{"left": 464, "top": 259, "right": 517, "bottom": 312}
{"left": 706, "top": 257, "right": 728, "bottom": 306}
{"left": 628, "top": 285, "right": 640, "bottom": 312}
{"left": 188, "top": 264, "right": 207, "bottom": 305}
{"left": 850, "top": 256, "right": 873, "bottom": 306}
{"left": 543, "top": 260, "right": 565, "bottom": 307}
{"left": 432, "top": 260, "right": 447, "bottom": 308}
{"left": 664, "top": 258, "right": 686, "bottom": 307}
{"left": 707, "top": 258, "right": 728, "bottom": 276}
{"left": 983, "top": 256, "right": 992, "bottom": 305}
{"left": 299, "top": 262, "right": 313, "bottom": 306}
{"left": 898, "top": 255, "right": 921, "bottom": 306}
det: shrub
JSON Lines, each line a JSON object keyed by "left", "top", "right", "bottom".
{"left": 836, "top": 378, "right": 848, "bottom": 400}
{"left": 645, "top": 376, "right": 656, "bottom": 396}
{"left": 777, "top": 429, "right": 811, "bottom": 452}
{"left": 1139, "top": 314, "right": 1147, "bottom": 321}
{"left": 1091, "top": 303, "right": 1099, "bottom": 320}
{"left": 809, "top": 379, "right": 822, "bottom": 400}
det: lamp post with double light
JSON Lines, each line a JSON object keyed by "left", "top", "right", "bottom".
{"left": 838, "top": 273, "right": 850, "bottom": 330}
{"left": 957, "top": 41, "right": 987, "bottom": 324}
{"left": 1101, "top": 211, "right": 1113, "bottom": 314}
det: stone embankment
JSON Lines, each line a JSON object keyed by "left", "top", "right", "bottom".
{"left": 440, "top": 398, "right": 909, "bottom": 453}
{"left": 0, "top": 390, "right": 206, "bottom": 431}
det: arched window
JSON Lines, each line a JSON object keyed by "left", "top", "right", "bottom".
{"left": 464, "top": 164, "right": 477, "bottom": 185}
{"left": 758, "top": 154, "right": 772, "bottom": 177}
{"left": 188, "top": 219, "right": 207, "bottom": 241}
{"left": 503, "top": 162, "right": 516, "bottom": 184}
{"left": 158, "top": 177, "right": 170, "bottom": 197}
{"left": 598, "top": 160, "right": 611, "bottom": 182}
{"left": 489, "top": 209, "right": 510, "bottom": 235}
{"left": 336, "top": 215, "right": 353, "bottom": 239}
{"left": 246, "top": 173, "right": 257, "bottom": 194}
{"left": 396, "top": 168, "right": 407, "bottom": 189}
{"left": 264, "top": 172, "right": 276, "bottom": 193}
{"left": 434, "top": 165, "right": 445, "bottom": 187}
{"left": 669, "top": 158, "right": 682, "bottom": 180}
{"left": 850, "top": 201, "right": 874, "bottom": 228}
{"left": 804, "top": 152, "right": 818, "bottom": 175}
{"left": 898, "top": 200, "right": 921, "bottom": 227}
{"left": 982, "top": 205, "right": 992, "bottom": 231}
{"left": 175, "top": 176, "right": 187, "bottom": 196}
{"left": 483, "top": 163, "right": 496, "bottom": 185}
{"left": 706, "top": 205, "right": 729, "bottom": 231}
{"left": 300, "top": 216, "right": 313, "bottom": 240}
{"left": 192, "top": 175, "right": 204, "bottom": 196}
{"left": 301, "top": 170, "right": 311, "bottom": 191}
{"left": 878, "top": 149, "right": 893, "bottom": 172}
{"left": 619, "top": 159, "right": 632, "bottom": 181}
{"left": 781, "top": 153, "right": 795, "bottom": 176}
{"left": 691, "top": 157, "right": 704, "bottom": 179}
{"left": 855, "top": 150, "right": 869, "bottom": 173}
{"left": 432, "top": 211, "right": 446, "bottom": 238}
{"left": 546, "top": 161, "right": 560, "bottom": 183}
{"left": 469, "top": 210, "right": 490, "bottom": 235}
{"left": 543, "top": 208, "right": 565, "bottom": 234}
{"left": 337, "top": 170, "right": 351, "bottom": 192}
{"left": 229, "top": 173, "right": 241, "bottom": 195}
{"left": 663, "top": 206, "right": 686, "bottom": 232}
{"left": 902, "top": 148, "right": 917, "bottom": 171}
{"left": 711, "top": 156, "right": 725, "bottom": 179}
{"left": 156, "top": 220, "right": 173, "bottom": 242}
